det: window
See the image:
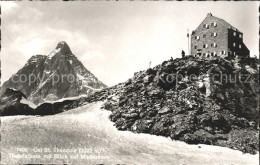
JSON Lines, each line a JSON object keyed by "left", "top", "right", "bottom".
{"left": 211, "top": 52, "right": 214, "bottom": 56}
{"left": 239, "top": 34, "right": 242, "bottom": 38}
{"left": 239, "top": 44, "right": 241, "bottom": 49}
{"left": 203, "top": 53, "right": 206, "bottom": 56}
{"left": 234, "top": 52, "right": 236, "bottom": 55}
{"left": 203, "top": 34, "right": 206, "bottom": 38}
{"left": 233, "top": 32, "right": 236, "bottom": 36}
{"left": 211, "top": 43, "right": 217, "bottom": 48}
{"left": 233, "top": 43, "right": 236, "bottom": 47}
{"left": 213, "top": 32, "right": 217, "bottom": 37}
{"left": 211, "top": 22, "right": 217, "bottom": 27}
{"left": 203, "top": 24, "right": 209, "bottom": 28}
{"left": 195, "top": 36, "right": 200, "bottom": 40}
{"left": 222, "top": 51, "right": 226, "bottom": 55}
{"left": 203, "top": 44, "right": 208, "bottom": 48}
{"left": 194, "top": 46, "right": 197, "bottom": 49}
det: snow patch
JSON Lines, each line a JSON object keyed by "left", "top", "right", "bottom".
{"left": 38, "top": 95, "right": 88, "bottom": 106}
{"left": 77, "top": 73, "right": 85, "bottom": 80}
{"left": 44, "top": 70, "right": 51, "bottom": 74}
{"left": 9, "top": 87, "right": 18, "bottom": 91}
{"left": 20, "top": 97, "right": 37, "bottom": 109}
{"left": 1, "top": 96, "right": 8, "bottom": 100}
{"left": 30, "top": 59, "right": 39, "bottom": 63}
{"left": 48, "top": 48, "right": 61, "bottom": 59}
{"left": 234, "top": 63, "right": 241, "bottom": 69}
{"left": 30, "top": 71, "right": 56, "bottom": 96}
{"left": 76, "top": 73, "right": 99, "bottom": 91}
{"left": 198, "top": 81, "right": 204, "bottom": 88}
{"left": 245, "top": 65, "right": 257, "bottom": 74}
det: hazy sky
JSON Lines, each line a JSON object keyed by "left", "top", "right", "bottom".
{"left": 1, "top": 1, "right": 259, "bottom": 87}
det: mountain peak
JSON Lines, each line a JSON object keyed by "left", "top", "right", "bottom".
{"left": 27, "top": 55, "right": 46, "bottom": 64}
{"left": 55, "top": 41, "right": 72, "bottom": 54}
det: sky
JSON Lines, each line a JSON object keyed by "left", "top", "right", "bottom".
{"left": 1, "top": 1, "right": 259, "bottom": 87}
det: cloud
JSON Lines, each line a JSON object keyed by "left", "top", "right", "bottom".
{"left": 16, "top": 38, "right": 49, "bottom": 57}
{"left": 1, "top": 1, "right": 18, "bottom": 13}
{"left": 81, "top": 50, "right": 105, "bottom": 61}
{"left": 1, "top": 21, "right": 92, "bottom": 82}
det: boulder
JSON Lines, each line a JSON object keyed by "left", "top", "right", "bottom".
{"left": 158, "top": 106, "right": 172, "bottom": 114}
{"left": 121, "top": 113, "right": 139, "bottom": 119}
{"left": 143, "top": 75, "right": 154, "bottom": 84}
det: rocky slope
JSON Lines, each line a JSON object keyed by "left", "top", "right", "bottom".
{"left": 1, "top": 55, "right": 258, "bottom": 154}
{"left": 0, "top": 41, "right": 106, "bottom": 105}
{"left": 0, "top": 88, "right": 35, "bottom": 116}
{"left": 0, "top": 87, "right": 109, "bottom": 116}
{"left": 102, "top": 56, "right": 259, "bottom": 154}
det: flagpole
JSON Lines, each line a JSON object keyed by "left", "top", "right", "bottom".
{"left": 187, "top": 29, "right": 189, "bottom": 55}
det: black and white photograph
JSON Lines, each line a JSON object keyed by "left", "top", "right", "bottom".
{"left": 0, "top": 1, "right": 259, "bottom": 164}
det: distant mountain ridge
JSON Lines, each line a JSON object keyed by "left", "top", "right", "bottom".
{"left": 0, "top": 41, "right": 107, "bottom": 104}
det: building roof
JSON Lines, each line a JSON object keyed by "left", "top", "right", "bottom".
{"left": 213, "top": 15, "right": 241, "bottom": 33}
{"left": 194, "top": 13, "right": 242, "bottom": 33}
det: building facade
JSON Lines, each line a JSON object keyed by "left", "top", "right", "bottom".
{"left": 191, "top": 13, "right": 250, "bottom": 58}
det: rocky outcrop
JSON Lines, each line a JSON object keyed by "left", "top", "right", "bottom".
{"left": 102, "top": 56, "right": 259, "bottom": 154}
{"left": 0, "top": 41, "right": 107, "bottom": 105}
{"left": 0, "top": 88, "right": 34, "bottom": 115}
{"left": 0, "top": 87, "right": 110, "bottom": 116}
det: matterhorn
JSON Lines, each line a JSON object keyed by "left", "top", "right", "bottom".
{"left": 0, "top": 41, "right": 107, "bottom": 105}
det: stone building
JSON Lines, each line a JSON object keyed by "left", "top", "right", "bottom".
{"left": 191, "top": 13, "right": 250, "bottom": 58}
